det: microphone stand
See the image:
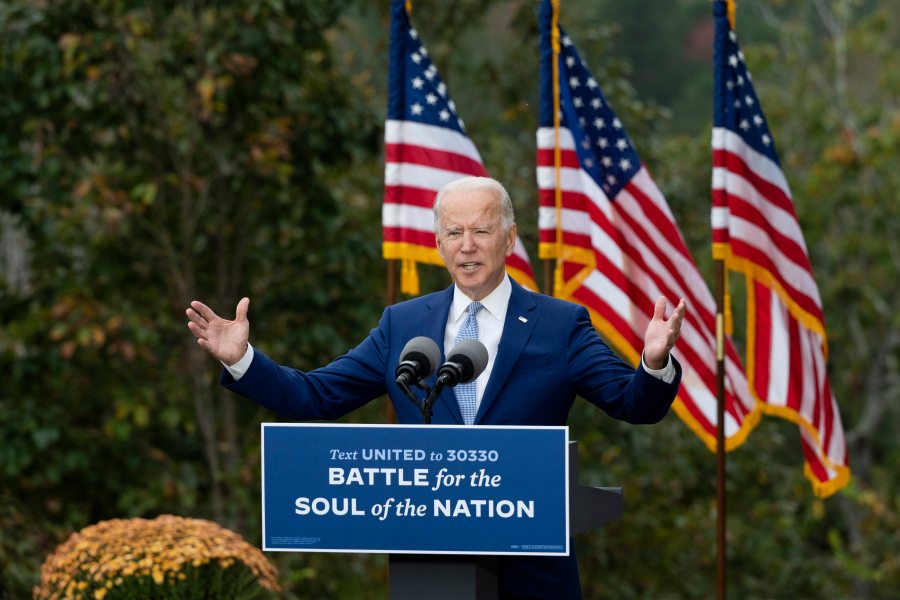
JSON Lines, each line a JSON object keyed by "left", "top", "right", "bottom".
{"left": 396, "top": 377, "right": 440, "bottom": 425}
{"left": 396, "top": 378, "right": 420, "bottom": 407}
{"left": 420, "top": 361, "right": 466, "bottom": 424}
{"left": 398, "top": 375, "right": 462, "bottom": 424}
{"left": 420, "top": 375, "right": 453, "bottom": 425}
{"left": 396, "top": 362, "right": 464, "bottom": 424}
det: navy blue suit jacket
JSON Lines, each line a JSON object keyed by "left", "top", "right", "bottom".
{"left": 224, "top": 278, "right": 681, "bottom": 598}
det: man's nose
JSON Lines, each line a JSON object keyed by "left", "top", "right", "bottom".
{"left": 460, "top": 230, "right": 477, "bottom": 251}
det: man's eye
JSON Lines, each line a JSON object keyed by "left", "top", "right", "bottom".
{"left": 446, "top": 231, "right": 461, "bottom": 239}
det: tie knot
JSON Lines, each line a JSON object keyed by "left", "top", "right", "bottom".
{"left": 467, "top": 302, "right": 483, "bottom": 317}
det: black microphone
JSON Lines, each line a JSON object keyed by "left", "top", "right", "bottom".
{"left": 395, "top": 337, "right": 441, "bottom": 386}
{"left": 436, "top": 339, "right": 489, "bottom": 387}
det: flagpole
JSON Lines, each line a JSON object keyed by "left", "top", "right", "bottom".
{"left": 716, "top": 6, "right": 736, "bottom": 598}
{"left": 715, "top": 259, "right": 727, "bottom": 600}
{"left": 384, "top": 0, "right": 407, "bottom": 426}
{"left": 550, "top": 0, "right": 563, "bottom": 298}
{"left": 386, "top": 260, "right": 398, "bottom": 424}
{"left": 543, "top": 260, "right": 553, "bottom": 301}
{"left": 387, "top": 260, "right": 398, "bottom": 306}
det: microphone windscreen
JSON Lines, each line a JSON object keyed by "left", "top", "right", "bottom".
{"left": 447, "top": 339, "right": 489, "bottom": 383}
{"left": 399, "top": 336, "right": 441, "bottom": 379}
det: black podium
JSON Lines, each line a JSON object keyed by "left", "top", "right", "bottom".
{"left": 388, "top": 441, "right": 623, "bottom": 599}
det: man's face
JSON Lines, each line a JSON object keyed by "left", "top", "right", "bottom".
{"left": 435, "top": 187, "right": 516, "bottom": 301}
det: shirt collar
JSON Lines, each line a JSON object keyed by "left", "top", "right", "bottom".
{"left": 451, "top": 274, "right": 512, "bottom": 323}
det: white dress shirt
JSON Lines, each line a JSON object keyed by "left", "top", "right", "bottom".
{"left": 443, "top": 275, "right": 512, "bottom": 414}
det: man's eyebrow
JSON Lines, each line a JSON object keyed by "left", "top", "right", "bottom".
{"left": 443, "top": 223, "right": 494, "bottom": 230}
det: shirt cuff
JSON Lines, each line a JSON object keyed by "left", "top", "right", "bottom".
{"left": 641, "top": 353, "right": 675, "bottom": 384}
{"left": 223, "top": 344, "right": 254, "bottom": 380}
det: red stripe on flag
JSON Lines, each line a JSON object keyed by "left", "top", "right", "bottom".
{"left": 505, "top": 253, "right": 531, "bottom": 275}
{"left": 386, "top": 143, "right": 488, "bottom": 177}
{"left": 801, "top": 434, "right": 830, "bottom": 483}
{"left": 805, "top": 332, "right": 821, "bottom": 431}
{"left": 382, "top": 227, "right": 436, "bottom": 247}
{"left": 722, "top": 192, "right": 814, "bottom": 272}
{"left": 536, "top": 148, "right": 582, "bottom": 169}
{"left": 540, "top": 230, "right": 593, "bottom": 250}
{"left": 725, "top": 347, "right": 754, "bottom": 422}
{"left": 676, "top": 386, "right": 716, "bottom": 438}
{"left": 714, "top": 149, "right": 796, "bottom": 217}
{"left": 753, "top": 281, "right": 772, "bottom": 401}
{"left": 623, "top": 178, "right": 691, "bottom": 252}
{"left": 538, "top": 187, "right": 600, "bottom": 212}
{"left": 571, "top": 284, "right": 644, "bottom": 351}
{"left": 730, "top": 239, "right": 824, "bottom": 322}
{"left": 610, "top": 188, "right": 715, "bottom": 338}
{"left": 384, "top": 185, "right": 440, "bottom": 208}
{"left": 821, "top": 379, "right": 835, "bottom": 452}
{"left": 786, "top": 311, "right": 803, "bottom": 413}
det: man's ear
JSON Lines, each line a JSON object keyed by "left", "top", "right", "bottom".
{"left": 436, "top": 233, "right": 443, "bottom": 255}
{"left": 505, "top": 223, "right": 517, "bottom": 257}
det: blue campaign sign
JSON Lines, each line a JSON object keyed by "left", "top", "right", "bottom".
{"left": 262, "top": 423, "right": 569, "bottom": 556}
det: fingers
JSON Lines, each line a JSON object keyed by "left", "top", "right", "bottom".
{"left": 653, "top": 297, "right": 687, "bottom": 324}
{"left": 186, "top": 301, "right": 216, "bottom": 344}
{"left": 674, "top": 298, "right": 687, "bottom": 320}
{"left": 188, "top": 300, "right": 218, "bottom": 323}
{"left": 667, "top": 299, "right": 685, "bottom": 336}
{"left": 652, "top": 296, "right": 667, "bottom": 321}
{"left": 670, "top": 299, "right": 687, "bottom": 336}
{"left": 185, "top": 306, "right": 207, "bottom": 329}
{"left": 235, "top": 297, "right": 250, "bottom": 322}
{"left": 186, "top": 320, "right": 206, "bottom": 340}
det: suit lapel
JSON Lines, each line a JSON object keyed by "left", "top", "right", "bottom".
{"left": 423, "top": 285, "right": 465, "bottom": 424}
{"left": 475, "top": 279, "right": 537, "bottom": 423}
{"left": 421, "top": 285, "right": 453, "bottom": 355}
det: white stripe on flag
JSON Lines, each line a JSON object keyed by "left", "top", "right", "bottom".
{"left": 767, "top": 287, "right": 790, "bottom": 407}
{"left": 382, "top": 203, "right": 434, "bottom": 231}
{"left": 712, "top": 127, "right": 791, "bottom": 198}
{"left": 385, "top": 163, "right": 477, "bottom": 191}
{"left": 536, "top": 126, "right": 576, "bottom": 150}
{"left": 712, "top": 166, "right": 809, "bottom": 247}
{"left": 727, "top": 214, "right": 823, "bottom": 305}
{"left": 385, "top": 119, "right": 483, "bottom": 163}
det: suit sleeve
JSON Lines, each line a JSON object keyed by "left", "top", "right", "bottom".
{"left": 565, "top": 305, "right": 681, "bottom": 424}
{"left": 219, "top": 308, "right": 393, "bottom": 420}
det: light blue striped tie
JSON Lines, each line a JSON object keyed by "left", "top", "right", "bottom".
{"left": 454, "top": 302, "right": 482, "bottom": 425}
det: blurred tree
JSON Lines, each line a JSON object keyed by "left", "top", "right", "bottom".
{"left": 0, "top": 0, "right": 384, "bottom": 596}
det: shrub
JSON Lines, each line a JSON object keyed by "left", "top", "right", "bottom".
{"left": 34, "top": 515, "right": 280, "bottom": 599}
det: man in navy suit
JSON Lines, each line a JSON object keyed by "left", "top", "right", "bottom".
{"left": 187, "top": 176, "right": 686, "bottom": 599}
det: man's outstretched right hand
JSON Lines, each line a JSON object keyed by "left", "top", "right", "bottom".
{"left": 186, "top": 297, "right": 250, "bottom": 366}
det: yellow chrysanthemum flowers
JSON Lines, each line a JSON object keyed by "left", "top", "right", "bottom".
{"left": 34, "top": 515, "right": 280, "bottom": 599}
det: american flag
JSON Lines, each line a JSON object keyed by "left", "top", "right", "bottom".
{"left": 383, "top": 0, "right": 536, "bottom": 295}
{"left": 712, "top": 0, "right": 849, "bottom": 496}
{"left": 536, "top": 0, "right": 758, "bottom": 451}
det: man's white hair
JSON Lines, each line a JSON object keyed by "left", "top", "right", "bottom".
{"left": 432, "top": 176, "right": 516, "bottom": 234}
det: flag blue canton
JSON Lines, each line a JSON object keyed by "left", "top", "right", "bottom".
{"left": 387, "top": 2, "right": 466, "bottom": 134}
{"left": 557, "top": 31, "right": 642, "bottom": 199}
{"left": 713, "top": 2, "right": 780, "bottom": 165}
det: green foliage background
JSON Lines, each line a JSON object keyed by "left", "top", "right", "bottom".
{"left": 1, "top": 0, "right": 897, "bottom": 598}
